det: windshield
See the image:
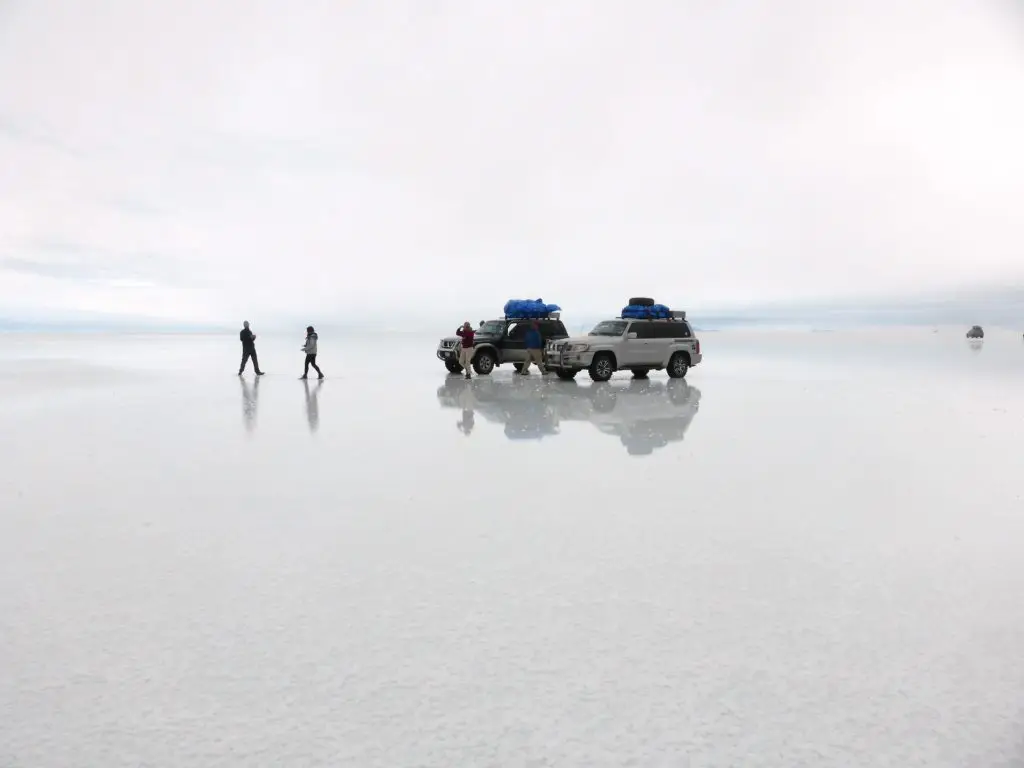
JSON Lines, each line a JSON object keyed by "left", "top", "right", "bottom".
{"left": 589, "top": 320, "right": 628, "bottom": 337}
{"left": 478, "top": 321, "right": 505, "bottom": 336}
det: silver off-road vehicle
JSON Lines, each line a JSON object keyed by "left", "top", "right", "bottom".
{"left": 544, "top": 308, "right": 701, "bottom": 382}
{"left": 435, "top": 313, "right": 569, "bottom": 376}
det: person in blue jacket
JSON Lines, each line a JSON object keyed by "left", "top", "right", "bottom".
{"left": 519, "top": 320, "right": 548, "bottom": 375}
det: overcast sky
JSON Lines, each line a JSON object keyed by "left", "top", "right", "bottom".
{"left": 1, "top": 0, "right": 1023, "bottom": 326}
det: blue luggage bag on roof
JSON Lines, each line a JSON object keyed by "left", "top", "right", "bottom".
{"left": 504, "top": 298, "right": 562, "bottom": 319}
{"left": 621, "top": 303, "right": 671, "bottom": 319}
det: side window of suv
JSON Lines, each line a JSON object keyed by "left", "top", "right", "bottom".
{"left": 629, "top": 322, "right": 656, "bottom": 339}
{"left": 540, "top": 320, "right": 567, "bottom": 338}
{"left": 651, "top": 322, "right": 691, "bottom": 339}
{"left": 506, "top": 322, "right": 527, "bottom": 340}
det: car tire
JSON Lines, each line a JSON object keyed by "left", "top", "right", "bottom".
{"left": 472, "top": 349, "right": 496, "bottom": 376}
{"left": 630, "top": 368, "right": 650, "bottom": 379}
{"left": 588, "top": 353, "right": 615, "bottom": 382}
{"left": 667, "top": 352, "right": 689, "bottom": 378}
{"left": 628, "top": 297, "right": 655, "bottom": 306}
{"left": 445, "top": 358, "right": 463, "bottom": 374}
{"left": 555, "top": 370, "right": 578, "bottom": 381}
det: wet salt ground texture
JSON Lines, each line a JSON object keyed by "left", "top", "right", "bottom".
{"left": 2, "top": 328, "right": 1023, "bottom": 767}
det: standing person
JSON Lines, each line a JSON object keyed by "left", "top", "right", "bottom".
{"left": 238, "top": 320, "right": 264, "bottom": 376}
{"left": 519, "top": 320, "right": 547, "bottom": 375}
{"left": 455, "top": 321, "right": 475, "bottom": 379}
{"left": 301, "top": 325, "right": 324, "bottom": 379}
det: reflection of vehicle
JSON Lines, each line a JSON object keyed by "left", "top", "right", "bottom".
{"left": 436, "top": 376, "right": 559, "bottom": 439}
{"left": 435, "top": 314, "right": 569, "bottom": 376}
{"left": 966, "top": 325, "right": 984, "bottom": 339}
{"left": 435, "top": 375, "right": 701, "bottom": 455}
{"left": 544, "top": 305, "right": 702, "bottom": 382}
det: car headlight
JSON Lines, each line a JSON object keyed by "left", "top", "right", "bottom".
{"left": 567, "top": 343, "right": 589, "bottom": 352}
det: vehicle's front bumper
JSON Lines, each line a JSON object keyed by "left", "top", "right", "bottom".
{"left": 436, "top": 345, "right": 458, "bottom": 361}
{"left": 544, "top": 346, "right": 593, "bottom": 371}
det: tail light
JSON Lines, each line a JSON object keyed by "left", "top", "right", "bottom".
{"left": 695, "top": 339, "right": 701, "bottom": 355}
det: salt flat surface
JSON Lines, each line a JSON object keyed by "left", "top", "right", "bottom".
{"left": 1, "top": 328, "right": 1023, "bottom": 767}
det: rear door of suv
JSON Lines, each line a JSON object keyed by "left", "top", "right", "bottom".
{"left": 649, "top": 321, "right": 693, "bottom": 364}
{"left": 502, "top": 321, "right": 529, "bottom": 363}
{"left": 539, "top": 320, "right": 568, "bottom": 343}
{"left": 505, "top": 319, "right": 566, "bottom": 364}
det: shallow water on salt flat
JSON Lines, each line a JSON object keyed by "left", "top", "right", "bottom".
{"left": 2, "top": 328, "right": 1023, "bottom": 767}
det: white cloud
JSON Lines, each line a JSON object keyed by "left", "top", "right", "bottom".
{"left": 1, "top": 0, "right": 1023, "bottom": 325}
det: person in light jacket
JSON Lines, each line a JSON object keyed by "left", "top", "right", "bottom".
{"left": 301, "top": 325, "right": 324, "bottom": 379}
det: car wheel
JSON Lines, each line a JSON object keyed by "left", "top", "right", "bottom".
{"left": 472, "top": 350, "right": 496, "bottom": 376}
{"left": 667, "top": 352, "right": 689, "bottom": 378}
{"left": 588, "top": 353, "right": 615, "bottom": 382}
{"left": 444, "top": 358, "right": 463, "bottom": 374}
{"left": 555, "top": 370, "right": 578, "bottom": 381}
{"left": 630, "top": 368, "right": 650, "bottom": 379}
{"left": 628, "top": 297, "right": 655, "bottom": 306}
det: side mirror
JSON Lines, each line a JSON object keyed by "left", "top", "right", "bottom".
{"left": 627, "top": 332, "right": 638, "bottom": 339}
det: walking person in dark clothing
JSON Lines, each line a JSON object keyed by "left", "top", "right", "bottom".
{"left": 519, "top": 320, "right": 547, "bottom": 375}
{"left": 301, "top": 325, "right": 324, "bottom": 379}
{"left": 238, "top": 320, "right": 264, "bottom": 375}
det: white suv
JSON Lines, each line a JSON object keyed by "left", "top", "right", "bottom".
{"left": 544, "top": 311, "right": 702, "bottom": 381}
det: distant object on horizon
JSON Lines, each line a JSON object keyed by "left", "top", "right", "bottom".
{"left": 966, "top": 325, "right": 984, "bottom": 339}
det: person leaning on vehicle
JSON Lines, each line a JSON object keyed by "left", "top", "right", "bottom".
{"left": 455, "top": 321, "right": 475, "bottom": 379}
{"left": 519, "top": 320, "right": 547, "bottom": 375}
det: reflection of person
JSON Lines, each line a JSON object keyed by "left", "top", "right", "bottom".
{"left": 301, "top": 325, "right": 324, "bottom": 379}
{"left": 238, "top": 321, "right": 265, "bottom": 376}
{"left": 519, "top": 320, "right": 547, "bottom": 375}
{"left": 455, "top": 321, "right": 475, "bottom": 379}
{"left": 456, "top": 380, "right": 475, "bottom": 434}
{"left": 240, "top": 373, "right": 260, "bottom": 432}
{"left": 303, "top": 378, "right": 322, "bottom": 432}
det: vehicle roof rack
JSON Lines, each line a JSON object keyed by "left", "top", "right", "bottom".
{"left": 616, "top": 311, "right": 687, "bottom": 321}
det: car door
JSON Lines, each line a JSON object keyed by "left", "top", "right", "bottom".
{"left": 644, "top": 321, "right": 678, "bottom": 365}
{"left": 539, "top": 320, "right": 568, "bottom": 350}
{"left": 652, "top": 321, "right": 693, "bottom": 365}
{"left": 502, "top": 321, "right": 528, "bottom": 363}
{"left": 620, "top": 321, "right": 660, "bottom": 366}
